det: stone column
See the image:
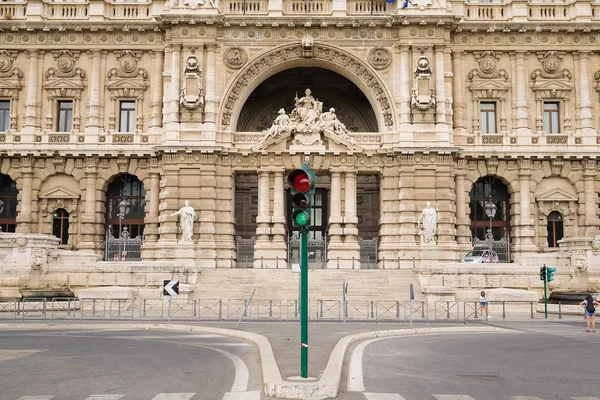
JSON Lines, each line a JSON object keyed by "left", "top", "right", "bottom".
{"left": 344, "top": 170, "right": 361, "bottom": 267}
{"left": 575, "top": 51, "right": 595, "bottom": 144}
{"left": 455, "top": 160, "right": 470, "bottom": 247}
{"left": 170, "top": 44, "right": 182, "bottom": 122}
{"left": 150, "top": 49, "right": 164, "bottom": 130}
{"left": 377, "top": 164, "right": 402, "bottom": 266}
{"left": 514, "top": 51, "right": 530, "bottom": 132}
{"left": 254, "top": 169, "right": 272, "bottom": 268}
{"left": 23, "top": 50, "right": 40, "bottom": 133}
{"left": 77, "top": 158, "right": 101, "bottom": 253}
{"left": 326, "top": 169, "right": 344, "bottom": 268}
{"left": 515, "top": 159, "right": 537, "bottom": 254}
{"left": 434, "top": 45, "right": 446, "bottom": 125}
{"left": 584, "top": 160, "right": 598, "bottom": 236}
{"left": 399, "top": 156, "right": 417, "bottom": 255}
{"left": 271, "top": 169, "right": 288, "bottom": 267}
{"left": 204, "top": 44, "right": 217, "bottom": 125}
{"left": 197, "top": 159, "right": 217, "bottom": 267}
{"left": 399, "top": 45, "right": 412, "bottom": 126}
{"left": 452, "top": 51, "right": 466, "bottom": 131}
{"left": 16, "top": 162, "right": 33, "bottom": 234}
{"left": 86, "top": 50, "right": 102, "bottom": 130}
{"left": 158, "top": 163, "right": 180, "bottom": 243}
{"left": 145, "top": 170, "right": 160, "bottom": 243}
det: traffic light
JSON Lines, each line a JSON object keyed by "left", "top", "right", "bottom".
{"left": 288, "top": 168, "right": 315, "bottom": 228}
{"left": 546, "top": 267, "right": 556, "bottom": 282}
{"left": 540, "top": 265, "right": 547, "bottom": 281}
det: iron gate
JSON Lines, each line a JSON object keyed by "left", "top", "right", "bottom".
{"left": 236, "top": 236, "right": 256, "bottom": 268}
{"left": 359, "top": 237, "right": 378, "bottom": 269}
{"left": 287, "top": 236, "right": 327, "bottom": 269}
{"left": 104, "top": 232, "right": 142, "bottom": 261}
{"left": 472, "top": 233, "right": 511, "bottom": 263}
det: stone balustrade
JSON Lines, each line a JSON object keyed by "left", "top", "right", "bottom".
{"left": 220, "top": 0, "right": 268, "bottom": 14}
{"left": 282, "top": 0, "right": 332, "bottom": 15}
{"left": 0, "top": 0, "right": 27, "bottom": 20}
{"left": 43, "top": 0, "right": 89, "bottom": 20}
{"left": 347, "top": 0, "right": 397, "bottom": 14}
{"left": 105, "top": 1, "right": 152, "bottom": 19}
{"left": 463, "top": 0, "right": 600, "bottom": 22}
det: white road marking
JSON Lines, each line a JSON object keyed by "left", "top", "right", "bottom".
{"left": 364, "top": 393, "right": 407, "bottom": 399}
{"left": 433, "top": 396, "right": 477, "bottom": 400}
{"left": 84, "top": 396, "right": 125, "bottom": 400}
{"left": 194, "top": 345, "right": 249, "bottom": 392}
{"left": 16, "top": 397, "right": 54, "bottom": 400}
{"left": 150, "top": 394, "right": 196, "bottom": 400}
{"left": 221, "top": 391, "right": 261, "bottom": 400}
{"left": 507, "top": 397, "right": 545, "bottom": 400}
{"left": 347, "top": 338, "right": 379, "bottom": 392}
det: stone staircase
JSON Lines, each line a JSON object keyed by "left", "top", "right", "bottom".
{"left": 189, "top": 268, "right": 423, "bottom": 302}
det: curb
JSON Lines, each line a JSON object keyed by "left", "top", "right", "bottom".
{"left": 0, "top": 323, "right": 512, "bottom": 400}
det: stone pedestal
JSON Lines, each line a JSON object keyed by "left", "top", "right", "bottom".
{"left": 155, "top": 241, "right": 196, "bottom": 264}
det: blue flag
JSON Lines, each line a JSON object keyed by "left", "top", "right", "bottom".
{"left": 401, "top": 0, "right": 409, "bottom": 8}
{"left": 386, "top": 0, "right": 395, "bottom": 3}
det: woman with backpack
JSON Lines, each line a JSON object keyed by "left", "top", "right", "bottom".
{"left": 579, "top": 294, "right": 600, "bottom": 332}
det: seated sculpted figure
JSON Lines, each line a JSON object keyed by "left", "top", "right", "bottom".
{"left": 292, "top": 89, "right": 319, "bottom": 129}
{"left": 320, "top": 108, "right": 351, "bottom": 139}
{"left": 265, "top": 108, "right": 291, "bottom": 138}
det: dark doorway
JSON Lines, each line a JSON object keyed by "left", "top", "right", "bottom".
{"left": 547, "top": 211, "right": 564, "bottom": 248}
{"left": 237, "top": 67, "right": 377, "bottom": 133}
{"left": 0, "top": 174, "right": 17, "bottom": 233}
{"left": 52, "top": 208, "right": 69, "bottom": 245}
{"left": 469, "top": 176, "right": 511, "bottom": 240}
{"left": 105, "top": 174, "right": 146, "bottom": 238}
{"left": 286, "top": 188, "right": 328, "bottom": 240}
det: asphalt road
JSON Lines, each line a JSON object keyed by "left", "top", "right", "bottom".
{"left": 343, "top": 322, "right": 600, "bottom": 400}
{"left": 0, "top": 328, "right": 263, "bottom": 400}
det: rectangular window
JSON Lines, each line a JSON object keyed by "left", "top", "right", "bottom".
{"left": 543, "top": 102, "right": 560, "bottom": 134}
{"left": 479, "top": 102, "right": 497, "bottom": 134}
{"left": 57, "top": 100, "right": 73, "bottom": 132}
{"left": 119, "top": 101, "right": 136, "bottom": 132}
{"left": 0, "top": 100, "right": 9, "bottom": 132}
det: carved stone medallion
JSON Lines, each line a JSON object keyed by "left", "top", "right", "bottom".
{"left": 0, "top": 51, "right": 12, "bottom": 73}
{"left": 543, "top": 51, "right": 560, "bottom": 74}
{"left": 57, "top": 51, "right": 75, "bottom": 74}
{"left": 224, "top": 47, "right": 247, "bottom": 69}
{"left": 368, "top": 48, "right": 391, "bottom": 70}
{"left": 479, "top": 51, "right": 497, "bottom": 74}
{"left": 119, "top": 51, "right": 138, "bottom": 74}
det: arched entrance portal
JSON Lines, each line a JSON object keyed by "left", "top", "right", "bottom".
{"left": 236, "top": 67, "right": 378, "bottom": 133}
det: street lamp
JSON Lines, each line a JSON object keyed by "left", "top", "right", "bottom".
{"left": 484, "top": 198, "right": 497, "bottom": 248}
{"left": 117, "top": 198, "right": 131, "bottom": 260}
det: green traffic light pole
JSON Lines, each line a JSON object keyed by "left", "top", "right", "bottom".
{"left": 300, "top": 224, "right": 309, "bottom": 378}
{"left": 543, "top": 263, "right": 548, "bottom": 319}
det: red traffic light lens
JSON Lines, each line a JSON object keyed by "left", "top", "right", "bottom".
{"left": 292, "top": 173, "right": 311, "bottom": 193}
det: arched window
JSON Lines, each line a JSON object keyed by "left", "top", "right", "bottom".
{"left": 52, "top": 208, "right": 69, "bottom": 245}
{"left": 547, "top": 211, "right": 564, "bottom": 248}
{"left": 469, "top": 176, "right": 511, "bottom": 240}
{"left": 105, "top": 174, "right": 146, "bottom": 238}
{"left": 0, "top": 174, "right": 18, "bottom": 233}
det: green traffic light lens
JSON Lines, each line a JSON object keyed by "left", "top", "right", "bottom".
{"left": 294, "top": 211, "right": 308, "bottom": 226}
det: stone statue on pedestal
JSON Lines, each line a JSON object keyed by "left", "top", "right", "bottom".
{"left": 418, "top": 202, "right": 437, "bottom": 244}
{"left": 171, "top": 200, "right": 198, "bottom": 242}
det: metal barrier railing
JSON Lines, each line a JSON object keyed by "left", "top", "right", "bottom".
{"left": 0, "top": 298, "right": 552, "bottom": 323}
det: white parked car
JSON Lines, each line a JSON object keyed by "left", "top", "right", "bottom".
{"left": 461, "top": 249, "right": 499, "bottom": 263}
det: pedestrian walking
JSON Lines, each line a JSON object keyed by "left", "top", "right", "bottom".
{"left": 478, "top": 290, "right": 491, "bottom": 319}
{"left": 579, "top": 294, "right": 599, "bottom": 332}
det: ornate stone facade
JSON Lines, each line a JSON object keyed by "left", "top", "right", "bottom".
{"left": 0, "top": 0, "right": 600, "bottom": 280}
